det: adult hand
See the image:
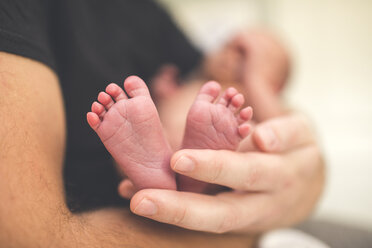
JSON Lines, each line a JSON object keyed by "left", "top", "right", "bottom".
{"left": 125, "top": 113, "right": 325, "bottom": 233}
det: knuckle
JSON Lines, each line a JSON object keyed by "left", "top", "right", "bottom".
{"left": 171, "top": 205, "right": 188, "bottom": 225}
{"left": 272, "top": 155, "right": 295, "bottom": 189}
{"left": 207, "top": 153, "right": 225, "bottom": 183}
{"left": 280, "top": 165, "right": 297, "bottom": 189}
{"left": 243, "top": 164, "right": 260, "bottom": 190}
{"left": 215, "top": 208, "right": 237, "bottom": 234}
{"left": 294, "top": 114, "right": 315, "bottom": 143}
{"left": 295, "top": 113, "right": 311, "bottom": 130}
{"left": 300, "top": 144, "right": 324, "bottom": 177}
{"left": 241, "top": 154, "right": 261, "bottom": 190}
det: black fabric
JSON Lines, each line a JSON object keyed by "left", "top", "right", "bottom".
{"left": 0, "top": 0, "right": 202, "bottom": 211}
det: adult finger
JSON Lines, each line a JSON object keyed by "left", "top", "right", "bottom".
{"left": 130, "top": 189, "right": 265, "bottom": 233}
{"left": 252, "top": 113, "right": 315, "bottom": 153}
{"left": 171, "top": 149, "right": 285, "bottom": 191}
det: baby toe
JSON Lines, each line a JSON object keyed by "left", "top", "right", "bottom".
{"left": 238, "top": 107, "right": 253, "bottom": 124}
{"left": 124, "top": 76, "right": 151, "bottom": 98}
{"left": 98, "top": 91, "right": 115, "bottom": 109}
{"left": 196, "top": 81, "right": 221, "bottom": 102}
{"left": 218, "top": 87, "right": 238, "bottom": 106}
{"left": 238, "top": 123, "right": 252, "bottom": 138}
{"left": 91, "top": 101, "right": 106, "bottom": 118}
{"left": 87, "top": 112, "right": 101, "bottom": 130}
{"left": 106, "top": 83, "right": 128, "bottom": 101}
{"left": 228, "top": 93, "right": 245, "bottom": 112}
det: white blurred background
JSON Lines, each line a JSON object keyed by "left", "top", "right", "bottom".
{"left": 157, "top": 0, "right": 372, "bottom": 229}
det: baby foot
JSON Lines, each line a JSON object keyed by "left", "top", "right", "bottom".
{"left": 87, "top": 76, "right": 176, "bottom": 191}
{"left": 178, "top": 81, "right": 253, "bottom": 192}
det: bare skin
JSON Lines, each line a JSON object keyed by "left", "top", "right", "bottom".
{"left": 203, "top": 30, "right": 291, "bottom": 122}
{"left": 0, "top": 52, "right": 256, "bottom": 247}
{"left": 87, "top": 76, "right": 253, "bottom": 194}
{"left": 178, "top": 81, "right": 253, "bottom": 192}
{"left": 182, "top": 82, "right": 252, "bottom": 150}
{"left": 0, "top": 30, "right": 324, "bottom": 246}
{"left": 127, "top": 94, "right": 324, "bottom": 233}
{"left": 87, "top": 76, "right": 176, "bottom": 190}
{"left": 119, "top": 31, "right": 324, "bottom": 234}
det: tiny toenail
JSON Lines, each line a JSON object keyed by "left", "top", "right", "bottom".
{"left": 134, "top": 198, "right": 158, "bottom": 216}
{"left": 259, "top": 126, "right": 278, "bottom": 150}
{"left": 174, "top": 156, "right": 195, "bottom": 172}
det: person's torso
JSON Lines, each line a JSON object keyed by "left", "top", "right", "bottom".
{"left": 47, "top": 0, "right": 199, "bottom": 211}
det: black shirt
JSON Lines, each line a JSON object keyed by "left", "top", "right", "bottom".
{"left": 0, "top": 0, "right": 201, "bottom": 211}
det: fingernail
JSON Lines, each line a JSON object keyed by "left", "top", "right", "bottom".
{"left": 259, "top": 126, "right": 278, "bottom": 150}
{"left": 134, "top": 198, "right": 158, "bottom": 216}
{"left": 173, "top": 156, "right": 195, "bottom": 172}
